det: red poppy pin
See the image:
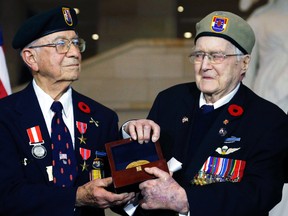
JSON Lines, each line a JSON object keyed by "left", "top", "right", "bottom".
{"left": 228, "top": 104, "right": 244, "bottom": 117}
{"left": 78, "top": 102, "right": 91, "bottom": 114}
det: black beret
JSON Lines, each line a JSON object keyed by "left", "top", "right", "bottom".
{"left": 12, "top": 5, "right": 78, "bottom": 50}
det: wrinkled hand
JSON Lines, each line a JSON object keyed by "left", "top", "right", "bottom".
{"left": 139, "top": 167, "right": 189, "bottom": 214}
{"left": 75, "top": 177, "right": 135, "bottom": 209}
{"left": 124, "top": 119, "right": 160, "bottom": 144}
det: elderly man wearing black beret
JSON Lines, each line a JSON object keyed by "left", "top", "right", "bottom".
{"left": 0, "top": 5, "right": 160, "bottom": 216}
{"left": 124, "top": 11, "right": 288, "bottom": 216}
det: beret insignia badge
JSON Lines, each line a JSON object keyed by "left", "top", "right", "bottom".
{"left": 62, "top": 7, "right": 73, "bottom": 26}
{"left": 211, "top": 16, "right": 228, "bottom": 33}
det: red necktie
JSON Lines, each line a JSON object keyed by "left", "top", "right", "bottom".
{"left": 51, "top": 101, "right": 77, "bottom": 187}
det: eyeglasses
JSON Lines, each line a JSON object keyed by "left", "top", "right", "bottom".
{"left": 189, "top": 51, "right": 244, "bottom": 64}
{"left": 28, "top": 38, "right": 86, "bottom": 54}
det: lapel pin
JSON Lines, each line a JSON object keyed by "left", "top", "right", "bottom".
{"left": 224, "top": 136, "right": 241, "bottom": 143}
{"left": 182, "top": 116, "right": 189, "bottom": 123}
{"left": 215, "top": 145, "right": 241, "bottom": 155}
{"left": 223, "top": 119, "right": 229, "bottom": 125}
{"left": 89, "top": 117, "right": 99, "bottom": 127}
{"left": 218, "top": 128, "right": 227, "bottom": 137}
{"left": 22, "top": 158, "right": 28, "bottom": 166}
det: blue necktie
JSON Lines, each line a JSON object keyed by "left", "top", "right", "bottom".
{"left": 51, "top": 101, "right": 77, "bottom": 187}
{"left": 201, "top": 104, "right": 214, "bottom": 114}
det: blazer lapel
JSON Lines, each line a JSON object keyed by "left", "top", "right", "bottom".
{"left": 72, "top": 90, "right": 101, "bottom": 183}
{"left": 173, "top": 88, "right": 200, "bottom": 161}
{"left": 188, "top": 85, "right": 246, "bottom": 178}
{"left": 16, "top": 83, "right": 53, "bottom": 184}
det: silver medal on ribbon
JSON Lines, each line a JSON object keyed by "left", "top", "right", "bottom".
{"left": 31, "top": 144, "right": 47, "bottom": 159}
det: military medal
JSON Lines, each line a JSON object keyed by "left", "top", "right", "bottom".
{"left": 26, "top": 126, "right": 47, "bottom": 159}
{"left": 192, "top": 156, "right": 246, "bottom": 185}
{"left": 76, "top": 121, "right": 87, "bottom": 144}
{"left": 79, "top": 147, "right": 91, "bottom": 171}
{"left": 90, "top": 151, "right": 106, "bottom": 180}
{"left": 126, "top": 160, "right": 150, "bottom": 169}
{"left": 31, "top": 144, "right": 47, "bottom": 159}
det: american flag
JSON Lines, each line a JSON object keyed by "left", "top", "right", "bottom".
{"left": 0, "top": 27, "right": 12, "bottom": 98}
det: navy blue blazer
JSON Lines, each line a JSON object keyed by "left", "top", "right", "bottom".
{"left": 135, "top": 82, "right": 288, "bottom": 216}
{"left": 0, "top": 82, "right": 119, "bottom": 216}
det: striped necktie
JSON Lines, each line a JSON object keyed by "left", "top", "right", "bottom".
{"left": 50, "top": 101, "right": 77, "bottom": 187}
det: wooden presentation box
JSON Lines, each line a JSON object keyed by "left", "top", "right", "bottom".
{"left": 105, "top": 138, "right": 169, "bottom": 193}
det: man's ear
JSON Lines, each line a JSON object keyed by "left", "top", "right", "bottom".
{"left": 239, "top": 55, "right": 251, "bottom": 81}
{"left": 21, "top": 49, "right": 39, "bottom": 71}
{"left": 242, "top": 55, "right": 251, "bottom": 72}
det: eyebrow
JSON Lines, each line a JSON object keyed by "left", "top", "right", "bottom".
{"left": 51, "top": 35, "right": 79, "bottom": 41}
{"left": 193, "top": 50, "right": 227, "bottom": 53}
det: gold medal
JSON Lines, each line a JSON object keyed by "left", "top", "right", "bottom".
{"left": 126, "top": 160, "right": 150, "bottom": 169}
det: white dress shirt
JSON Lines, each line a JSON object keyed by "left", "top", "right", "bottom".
{"left": 32, "top": 79, "right": 75, "bottom": 146}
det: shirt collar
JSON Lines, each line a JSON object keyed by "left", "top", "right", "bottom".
{"left": 199, "top": 83, "right": 240, "bottom": 109}
{"left": 32, "top": 79, "right": 73, "bottom": 117}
